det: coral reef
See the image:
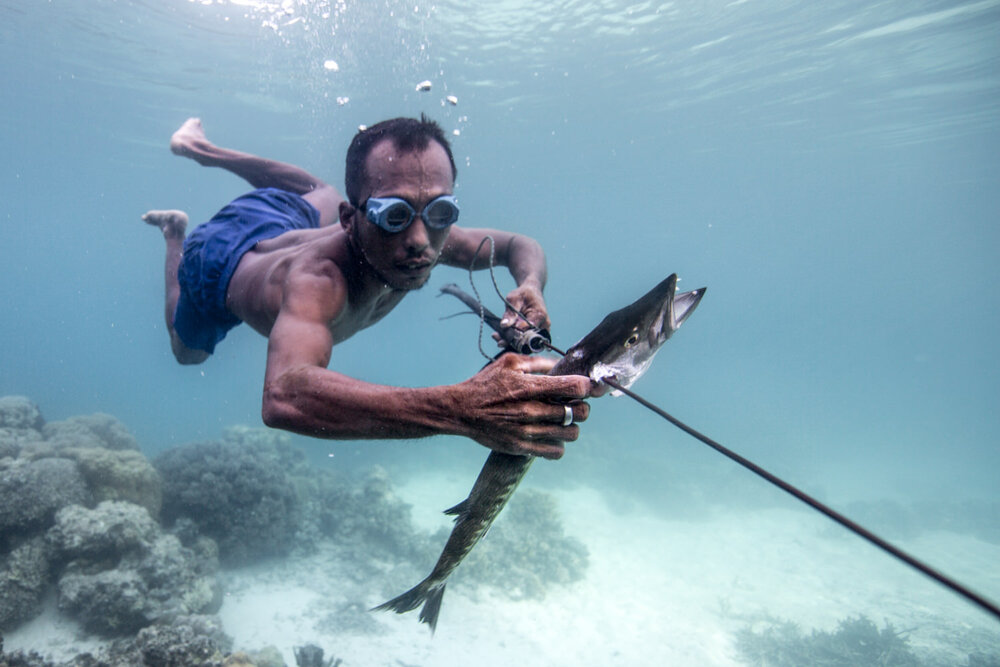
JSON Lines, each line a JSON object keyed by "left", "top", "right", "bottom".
{"left": 0, "top": 395, "right": 593, "bottom": 663}
{"left": 0, "top": 397, "right": 45, "bottom": 459}
{"left": 56, "top": 447, "right": 162, "bottom": 519}
{"left": 0, "top": 537, "right": 53, "bottom": 630}
{"left": 48, "top": 501, "right": 159, "bottom": 560}
{"left": 118, "top": 614, "right": 232, "bottom": 666}
{"left": 453, "top": 488, "right": 589, "bottom": 600}
{"left": 311, "top": 466, "right": 430, "bottom": 562}
{"left": 0, "top": 458, "right": 91, "bottom": 537}
{"left": 293, "top": 644, "right": 342, "bottom": 667}
{"left": 735, "top": 615, "right": 920, "bottom": 666}
{"left": 154, "top": 430, "right": 302, "bottom": 566}
{"left": 0, "top": 398, "right": 175, "bottom": 635}
{"left": 0, "top": 397, "right": 45, "bottom": 431}
{"left": 42, "top": 414, "right": 140, "bottom": 453}
{"left": 0, "top": 614, "right": 234, "bottom": 667}
{"left": 48, "top": 501, "right": 221, "bottom": 636}
{"left": 0, "top": 400, "right": 160, "bottom": 546}
{"left": 733, "top": 611, "right": 1000, "bottom": 667}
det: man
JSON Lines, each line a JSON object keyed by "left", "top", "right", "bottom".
{"left": 144, "top": 117, "right": 591, "bottom": 459}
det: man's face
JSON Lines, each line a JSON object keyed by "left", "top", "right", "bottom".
{"left": 347, "top": 138, "right": 455, "bottom": 291}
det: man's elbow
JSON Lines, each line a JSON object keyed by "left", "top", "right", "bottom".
{"left": 260, "top": 384, "right": 299, "bottom": 431}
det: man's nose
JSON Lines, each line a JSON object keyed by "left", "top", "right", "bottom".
{"left": 402, "top": 217, "right": 430, "bottom": 254}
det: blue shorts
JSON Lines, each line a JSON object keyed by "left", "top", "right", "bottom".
{"left": 174, "top": 188, "right": 320, "bottom": 354}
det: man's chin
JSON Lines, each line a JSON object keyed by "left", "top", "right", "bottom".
{"left": 387, "top": 268, "right": 432, "bottom": 291}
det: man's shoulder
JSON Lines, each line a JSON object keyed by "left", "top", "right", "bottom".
{"left": 232, "top": 228, "right": 349, "bottom": 313}
{"left": 284, "top": 231, "right": 352, "bottom": 287}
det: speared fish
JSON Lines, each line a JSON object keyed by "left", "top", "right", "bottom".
{"left": 372, "top": 274, "right": 706, "bottom": 631}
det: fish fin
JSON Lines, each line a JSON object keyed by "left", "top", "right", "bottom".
{"left": 371, "top": 580, "right": 447, "bottom": 634}
{"left": 419, "top": 582, "right": 447, "bottom": 634}
{"left": 371, "top": 579, "right": 436, "bottom": 615}
{"left": 443, "top": 499, "right": 469, "bottom": 518}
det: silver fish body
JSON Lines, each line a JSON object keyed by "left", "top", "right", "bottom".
{"left": 372, "top": 274, "right": 705, "bottom": 631}
{"left": 370, "top": 450, "right": 532, "bottom": 631}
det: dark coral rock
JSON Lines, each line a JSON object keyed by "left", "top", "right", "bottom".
{"left": 0, "top": 536, "right": 54, "bottom": 631}
{"left": 0, "top": 396, "right": 45, "bottom": 431}
{"left": 95, "top": 614, "right": 233, "bottom": 667}
{"left": 0, "top": 396, "right": 46, "bottom": 462}
{"left": 48, "top": 501, "right": 220, "bottom": 636}
{"left": 154, "top": 439, "right": 300, "bottom": 565}
{"left": 58, "top": 568, "right": 151, "bottom": 635}
{"left": 49, "top": 501, "right": 159, "bottom": 564}
{"left": 42, "top": 414, "right": 139, "bottom": 452}
{"left": 0, "top": 458, "right": 91, "bottom": 536}
{"left": 57, "top": 448, "right": 163, "bottom": 519}
{"left": 133, "top": 615, "right": 231, "bottom": 666}
{"left": 0, "top": 646, "right": 57, "bottom": 667}
{"left": 294, "top": 644, "right": 341, "bottom": 667}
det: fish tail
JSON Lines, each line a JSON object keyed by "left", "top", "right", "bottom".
{"left": 371, "top": 580, "right": 448, "bottom": 633}
{"left": 418, "top": 583, "right": 446, "bottom": 632}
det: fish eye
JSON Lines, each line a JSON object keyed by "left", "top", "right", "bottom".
{"left": 624, "top": 332, "right": 639, "bottom": 348}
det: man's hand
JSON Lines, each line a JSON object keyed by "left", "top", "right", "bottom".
{"left": 453, "top": 353, "right": 590, "bottom": 459}
{"left": 493, "top": 283, "right": 551, "bottom": 350}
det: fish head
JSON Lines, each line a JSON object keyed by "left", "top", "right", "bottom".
{"left": 553, "top": 274, "right": 706, "bottom": 391}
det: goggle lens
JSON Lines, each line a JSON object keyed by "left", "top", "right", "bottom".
{"left": 424, "top": 198, "right": 460, "bottom": 227}
{"left": 383, "top": 203, "right": 414, "bottom": 230}
{"left": 365, "top": 195, "right": 459, "bottom": 232}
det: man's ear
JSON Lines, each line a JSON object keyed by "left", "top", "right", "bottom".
{"left": 339, "top": 201, "right": 357, "bottom": 231}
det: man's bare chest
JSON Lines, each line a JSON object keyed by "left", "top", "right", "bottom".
{"left": 329, "top": 291, "right": 406, "bottom": 344}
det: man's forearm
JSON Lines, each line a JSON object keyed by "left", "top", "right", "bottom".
{"left": 501, "top": 234, "right": 547, "bottom": 290}
{"left": 263, "top": 353, "right": 591, "bottom": 459}
{"left": 262, "top": 366, "right": 463, "bottom": 440}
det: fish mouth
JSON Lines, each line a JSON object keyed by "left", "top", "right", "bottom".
{"left": 671, "top": 285, "right": 707, "bottom": 331}
{"left": 636, "top": 275, "right": 706, "bottom": 347}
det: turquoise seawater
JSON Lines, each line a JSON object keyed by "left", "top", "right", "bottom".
{"left": 1, "top": 0, "right": 998, "bottom": 660}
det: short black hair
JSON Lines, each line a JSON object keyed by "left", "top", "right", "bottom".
{"left": 344, "top": 115, "right": 458, "bottom": 206}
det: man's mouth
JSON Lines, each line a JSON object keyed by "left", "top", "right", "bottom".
{"left": 397, "top": 259, "right": 433, "bottom": 273}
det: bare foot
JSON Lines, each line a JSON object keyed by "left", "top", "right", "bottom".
{"left": 143, "top": 209, "right": 189, "bottom": 240}
{"left": 170, "top": 118, "right": 212, "bottom": 164}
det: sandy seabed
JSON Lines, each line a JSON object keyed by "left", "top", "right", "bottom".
{"left": 7, "top": 472, "right": 999, "bottom": 667}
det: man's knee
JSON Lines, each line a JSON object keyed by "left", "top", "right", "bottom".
{"left": 171, "top": 333, "right": 210, "bottom": 365}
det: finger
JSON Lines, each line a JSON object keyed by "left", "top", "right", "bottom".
{"left": 499, "top": 353, "right": 557, "bottom": 374}
{"left": 520, "top": 439, "right": 566, "bottom": 460}
{"left": 499, "top": 309, "right": 532, "bottom": 330}
{"left": 528, "top": 374, "right": 591, "bottom": 401}
{"left": 519, "top": 424, "right": 579, "bottom": 459}
{"left": 522, "top": 421, "right": 580, "bottom": 440}
{"left": 526, "top": 402, "right": 589, "bottom": 426}
{"left": 518, "top": 306, "right": 548, "bottom": 332}
{"left": 554, "top": 401, "right": 589, "bottom": 424}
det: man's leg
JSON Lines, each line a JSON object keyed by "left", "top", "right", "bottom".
{"left": 170, "top": 118, "right": 343, "bottom": 227}
{"left": 142, "top": 210, "right": 209, "bottom": 365}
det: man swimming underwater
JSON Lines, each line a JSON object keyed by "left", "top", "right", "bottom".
{"left": 144, "top": 116, "right": 592, "bottom": 458}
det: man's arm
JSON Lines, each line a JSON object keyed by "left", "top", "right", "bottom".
{"left": 260, "top": 264, "right": 590, "bottom": 459}
{"left": 441, "top": 227, "right": 551, "bottom": 332}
